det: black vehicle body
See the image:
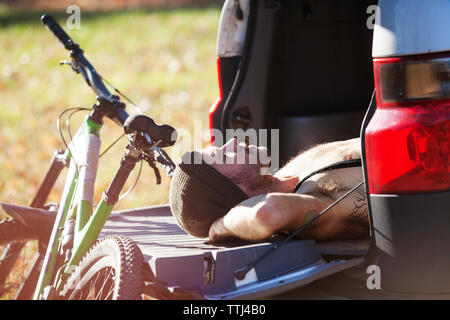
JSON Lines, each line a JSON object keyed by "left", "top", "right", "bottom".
{"left": 210, "top": 0, "right": 450, "bottom": 298}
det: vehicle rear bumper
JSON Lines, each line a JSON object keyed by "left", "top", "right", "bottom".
{"left": 368, "top": 190, "right": 450, "bottom": 293}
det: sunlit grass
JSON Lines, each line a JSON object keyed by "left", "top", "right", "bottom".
{"left": 0, "top": 6, "right": 221, "bottom": 210}
{"left": 0, "top": 240, "right": 38, "bottom": 300}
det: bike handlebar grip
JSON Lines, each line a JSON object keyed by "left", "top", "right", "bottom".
{"left": 41, "top": 14, "right": 73, "bottom": 50}
{"left": 123, "top": 114, "right": 177, "bottom": 147}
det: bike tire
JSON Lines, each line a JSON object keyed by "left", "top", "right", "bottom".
{"left": 0, "top": 217, "right": 41, "bottom": 299}
{"left": 61, "top": 234, "right": 144, "bottom": 300}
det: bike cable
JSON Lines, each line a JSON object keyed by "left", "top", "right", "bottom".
{"left": 57, "top": 108, "right": 141, "bottom": 205}
{"left": 95, "top": 75, "right": 162, "bottom": 201}
{"left": 57, "top": 107, "right": 91, "bottom": 178}
{"left": 98, "top": 133, "right": 126, "bottom": 158}
{"left": 58, "top": 107, "right": 92, "bottom": 212}
{"left": 99, "top": 74, "right": 142, "bottom": 114}
{"left": 118, "top": 160, "right": 143, "bottom": 203}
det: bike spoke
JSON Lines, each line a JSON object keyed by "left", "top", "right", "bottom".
{"left": 103, "top": 269, "right": 116, "bottom": 299}
{"left": 95, "top": 268, "right": 115, "bottom": 300}
{"left": 86, "top": 271, "right": 102, "bottom": 299}
{"left": 93, "top": 270, "right": 107, "bottom": 300}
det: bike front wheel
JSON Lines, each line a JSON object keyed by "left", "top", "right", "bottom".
{"left": 61, "top": 234, "right": 144, "bottom": 300}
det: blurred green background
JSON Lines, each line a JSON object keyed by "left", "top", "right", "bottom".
{"left": 0, "top": 0, "right": 222, "bottom": 210}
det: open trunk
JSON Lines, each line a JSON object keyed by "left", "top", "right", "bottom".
{"left": 211, "top": 0, "right": 376, "bottom": 163}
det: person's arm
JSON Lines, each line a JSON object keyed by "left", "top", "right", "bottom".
{"left": 208, "top": 188, "right": 369, "bottom": 242}
{"left": 208, "top": 192, "right": 333, "bottom": 242}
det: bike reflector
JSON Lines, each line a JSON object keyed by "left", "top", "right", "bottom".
{"left": 366, "top": 53, "right": 450, "bottom": 194}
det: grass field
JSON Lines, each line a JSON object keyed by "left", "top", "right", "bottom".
{"left": 0, "top": 4, "right": 221, "bottom": 210}
{"left": 0, "top": 4, "right": 221, "bottom": 300}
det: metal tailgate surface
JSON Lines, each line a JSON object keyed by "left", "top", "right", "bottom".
{"left": 100, "top": 205, "right": 366, "bottom": 299}
{"left": 100, "top": 205, "right": 262, "bottom": 260}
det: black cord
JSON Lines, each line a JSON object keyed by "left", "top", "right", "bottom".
{"left": 234, "top": 180, "right": 365, "bottom": 280}
{"left": 294, "top": 159, "right": 362, "bottom": 193}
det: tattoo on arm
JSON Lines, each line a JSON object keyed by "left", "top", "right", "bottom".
{"left": 344, "top": 187, "right": 369, "bottom": 236}
{"left": 302, "top": 209, "right": 319, "bottom": 229}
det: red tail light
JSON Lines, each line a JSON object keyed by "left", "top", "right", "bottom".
{"left": 209, "top": 58, "right": 223, "bottom": 145}
{"left": 366, "top": 53, "right": 450, "bottom": 194}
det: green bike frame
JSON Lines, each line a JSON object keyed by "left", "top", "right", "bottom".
{"left": 33, "top": 116, "right": 115, "bottom": 299}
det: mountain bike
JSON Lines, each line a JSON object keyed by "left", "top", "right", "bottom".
{"left": 0, "top": 14, "right": 177, "bottom": 300}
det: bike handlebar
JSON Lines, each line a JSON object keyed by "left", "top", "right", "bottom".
{"left": 41, "top": 14, "right": 73, "bottom": 50}
{"left": 40, "top": 14, "right": 177, "bottom": 179}
{"left": 41, "top": 14, "right": 127, "bottom": 124}
{"left": 40, "top": 14, "right": 177, "bottom": 148}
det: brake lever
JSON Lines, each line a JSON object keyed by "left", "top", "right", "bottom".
{"left": 153, "top": 163, "right": 162, "bottom": 184}
{"left": 60, "top": 58, "right": 92, "bottom": 89}
{"left": 143, "top": 133, "right": 175, "bottom": 178}
{"left": 127, "top": 132, "right": 176, "bottom": 183}
{"left": 140, "top": 152, "right": 162, "bottom": 184}
{"left": 153, "top": 148, "right": 176, "bottom": 178}
{"left": 60, "top": 59, "right": 80, "bottom": 74}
